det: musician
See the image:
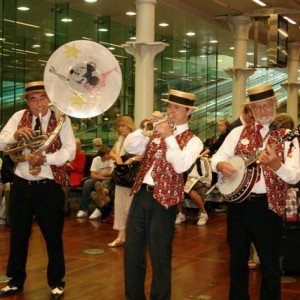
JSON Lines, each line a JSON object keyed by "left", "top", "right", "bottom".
{"left": 123, "top": 89, "right": 202, "bottom": 300}
{"left": 0, "top": 81, "right": 76, "bottom": 299}
{"left": 211, "top": 83, "right": 300, "bottom": 300}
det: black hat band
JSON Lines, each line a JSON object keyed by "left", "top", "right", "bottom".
{"left": 169, "top": 94, "right": 194, "bottom": 106}
{"left": 25, "top": 85, "right": 45, "bottom": 93}
{"left": 249, "top": 89, "right": 274, "bottom": 102}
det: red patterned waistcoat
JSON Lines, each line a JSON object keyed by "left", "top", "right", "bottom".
{"left": 132, "top": 130, "right": 195, "bottom": 208}
{"left": 18, "top": 109, "right": 67, "bottom": 185}
{"left": 235, "top": 123, "right": 288, "bottom": 216}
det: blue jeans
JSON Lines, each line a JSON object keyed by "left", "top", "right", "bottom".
{"left": 79, "top": 178, "right": 110, "bottom": 211}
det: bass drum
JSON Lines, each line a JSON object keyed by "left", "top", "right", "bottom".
{"left": 44, "top": 40, "right": 122, "bottom": 118}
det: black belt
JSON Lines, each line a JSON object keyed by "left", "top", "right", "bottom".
{"left": 141, "top": 183, "right": 154, "bottom": 192}
{"left": 248, "top": 193, "right": 267, "bottom": 201}
{"left": 14, "top": 175, "right": 54, "bottom": 186}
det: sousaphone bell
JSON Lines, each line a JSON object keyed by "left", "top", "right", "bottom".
{"left": 4, "top": 40, "right": 122, "bottom": 166}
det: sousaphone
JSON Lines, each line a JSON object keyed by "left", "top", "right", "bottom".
{"left": 4, "top": 40, "right": 122, "bottom": 163}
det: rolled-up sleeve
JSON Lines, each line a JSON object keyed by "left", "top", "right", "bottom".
{"left": 45, "top": 116, "right": 76, "bottom": 166}
{"left": 165, "top": 135, "right": 203, "bottom": 173}
{"left": 124, "top": 129, "right": 150, "bottom": 155}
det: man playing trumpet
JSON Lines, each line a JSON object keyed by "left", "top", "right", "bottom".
{"left": 0, "top": 81, "right": 76, "bottom": 299}
{"left": 123, "top": 89, "right": 202, "bottom": 300}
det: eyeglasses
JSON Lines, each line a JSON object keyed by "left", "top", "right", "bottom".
{"left": 250, "top": 101, "right": 274, "bottom": 112}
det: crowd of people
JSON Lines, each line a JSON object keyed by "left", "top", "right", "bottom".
{"left": 0, "top": 81, "right": 299, "bottom": 300}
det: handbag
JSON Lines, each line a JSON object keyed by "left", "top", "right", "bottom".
{"left": 111, "top": 155, "right": 140, "bottom": 188}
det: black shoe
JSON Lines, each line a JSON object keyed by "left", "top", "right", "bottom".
{"left": 51, "top": 286, "right": 64, "bottom": 299}
{"left": 0, "top": 285, "right": 22, "bottom": 297}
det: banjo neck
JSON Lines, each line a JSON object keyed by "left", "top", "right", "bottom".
{"left": 245, "top": 125, "right": 300, "bottom": 168}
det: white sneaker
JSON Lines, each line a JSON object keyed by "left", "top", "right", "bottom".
{"left": 175, "top": 213, "right": 186, "bottom": 225}
{"left": 76, "top": 210, "right": 88, "bottom": 218}
{"left": 197, "top": 213, "right": 208, "bottom": 226}
{"left": 89, "top": 208, "right": 102, "bottom": 220}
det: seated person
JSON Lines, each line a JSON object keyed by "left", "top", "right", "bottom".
{"left": 76, "top": 145, "right": 114, "bottom": 220}
{"left": 175, "top": 155, "right": 212, "bottom": 226}
{"left": 65, "top": 138, "right": 86, "bottom": 187}
{"left": 175, "top": 185, "right": 209, "bottom": 226}
{"left": 92, "top": 137, "right": 103, "bottom": 153}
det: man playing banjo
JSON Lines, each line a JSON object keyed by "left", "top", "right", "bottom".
{"left": 211, "top": 83, "right": 300, "bottom": 300}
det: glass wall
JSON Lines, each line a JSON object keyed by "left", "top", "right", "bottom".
{"left": 0, "top": 0, "right": 290, "bottom": 152}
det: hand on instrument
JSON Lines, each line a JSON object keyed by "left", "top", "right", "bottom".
{"left": 25, "top": 153, "right": 45, "bottom": 166}
{"left": 258, "top": 145, "right": 282, "bottom": 171}
{"left": 14, "top": 127, "right": 34, "bottom": 141}
{"left": 151, "top": 111, "right": 173, "bottom": 138}
{"left": 216, "top": 161, "right": 237, "bottom": 181}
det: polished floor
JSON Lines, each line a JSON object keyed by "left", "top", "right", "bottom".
{"left": 0, "top": 207, "right": 300, "bottom": 300}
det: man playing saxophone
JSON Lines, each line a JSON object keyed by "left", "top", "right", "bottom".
{"left": 0, "top": 81, "right": 76, "bottom": 299}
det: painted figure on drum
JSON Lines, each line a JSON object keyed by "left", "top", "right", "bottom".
{"left": 211, "top": 83, "right": 300, "bottom": 300}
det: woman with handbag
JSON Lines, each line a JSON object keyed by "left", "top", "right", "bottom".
{"left": 108, "top": 116, "right": 139, "bottom": 247}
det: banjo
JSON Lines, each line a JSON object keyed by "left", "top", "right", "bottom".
{"left": 208, "top": 125, "right": 300, "bottom": 203}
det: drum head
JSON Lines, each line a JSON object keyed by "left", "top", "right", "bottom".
{"left": 44, "top": 40, "right": 122, "bottom": 118}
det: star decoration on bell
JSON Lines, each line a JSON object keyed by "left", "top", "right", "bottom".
{"left": 71, "top": 93, "right": 86, "bottom": 106}
{"left": 63, "top": 43, "right": 80, "bottom": 58}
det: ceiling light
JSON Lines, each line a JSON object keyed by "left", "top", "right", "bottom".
{"left": 84, "top": 0, "right": 97, "bottom": 2}
{"left": 278, "top": 28, "right": 288, "bottom": 37}
{"left": 129, "top": 36, "right": 136, "bottom": 40}
{"left": 61, "top": 18, "right": 73, "bottom": 23}
{"left": 98, "top": 28, "right": 108, "bottom": 32}
{"left": 251, "top": 0, "right": 267, "bottom": 6}
{"left": 261, "top": 57, "right": 268, "bottom": 61}
{"left": 179, "top": 49, "right": 187, "bottom": 53}
{"left": 229, "top": 46, "right": 234, "bottom": 50}
{"left": 283, "top": 16, "right": 296, "bottom": 25}
{"left": 159, "top": 22, "right": 169, "bottom": 27}
{"left": 17, "top": 6, "right": 30, "bottom": 11}
{"left": 247, "top": 52, "right": 254, "bottom": 56}
{"left": 126, "top": 11, "right": 136, "bottom": 16}
{"left": 108, "top": 47, "right": 115, "bottom": 50}
{"left": 32, "top": 44, "right": 41, "bottom": 48}
{"left": 45, "top": 33, "right": 54, "bottom": 37}
{"left": 4, "top": 18, "right": 39, "bottom": 28}
{"left": 186, "top": 32, "right": 195, "bottom": 36}
{"left": 209, "top": 40, "right": 218, "bottom": 44}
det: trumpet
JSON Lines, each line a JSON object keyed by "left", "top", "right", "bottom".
{"left": 141, "top": 115, "right": 176, "bottom": 137}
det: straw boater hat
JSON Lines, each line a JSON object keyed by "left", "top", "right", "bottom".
{"left": 245, "top": 83, "right": 280, "bottom": 104}
{"left": 161, "top": 89, "right": 197, "bottom": 109}
{"left": 20, "top": 81, "right": 46, "bottom": 99}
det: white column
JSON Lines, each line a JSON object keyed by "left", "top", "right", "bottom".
{"left": 225, "top": 16, "right": 254, "bottom": 120}
{"left": 281, "top": 42, "right": 300, "bottom": 124}
{"left": 122, "top": 0, "right": 167, "bottom": 126}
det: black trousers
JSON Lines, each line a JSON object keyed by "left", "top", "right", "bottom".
{"left": 6, "top": 175, "right": 65, "bottom": 288}
{"left": 124, "top": 185, "right": 177, "bottom": 300}
{"left": 227, "top": 194, "right": 282, "bottom": 300}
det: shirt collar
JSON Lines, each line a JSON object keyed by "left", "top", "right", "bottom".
{"left": 173, "top": 123, "right": 189, "bottom": 136}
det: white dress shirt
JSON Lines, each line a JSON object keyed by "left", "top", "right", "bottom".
{"left": 124, "top": 123, "right": 203, "bottom": 185}
{"left": 0, "top": 109, "right": 76, "bottom": 181}
{"left": 211, "top": 123, "right": 300, "bottom": 193}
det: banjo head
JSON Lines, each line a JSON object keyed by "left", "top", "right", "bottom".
{"left": 44, "top": 40, "right": 122, "bottom": 118}
{"left": 218, "top": 156, "right": 246, "bottom": 196}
